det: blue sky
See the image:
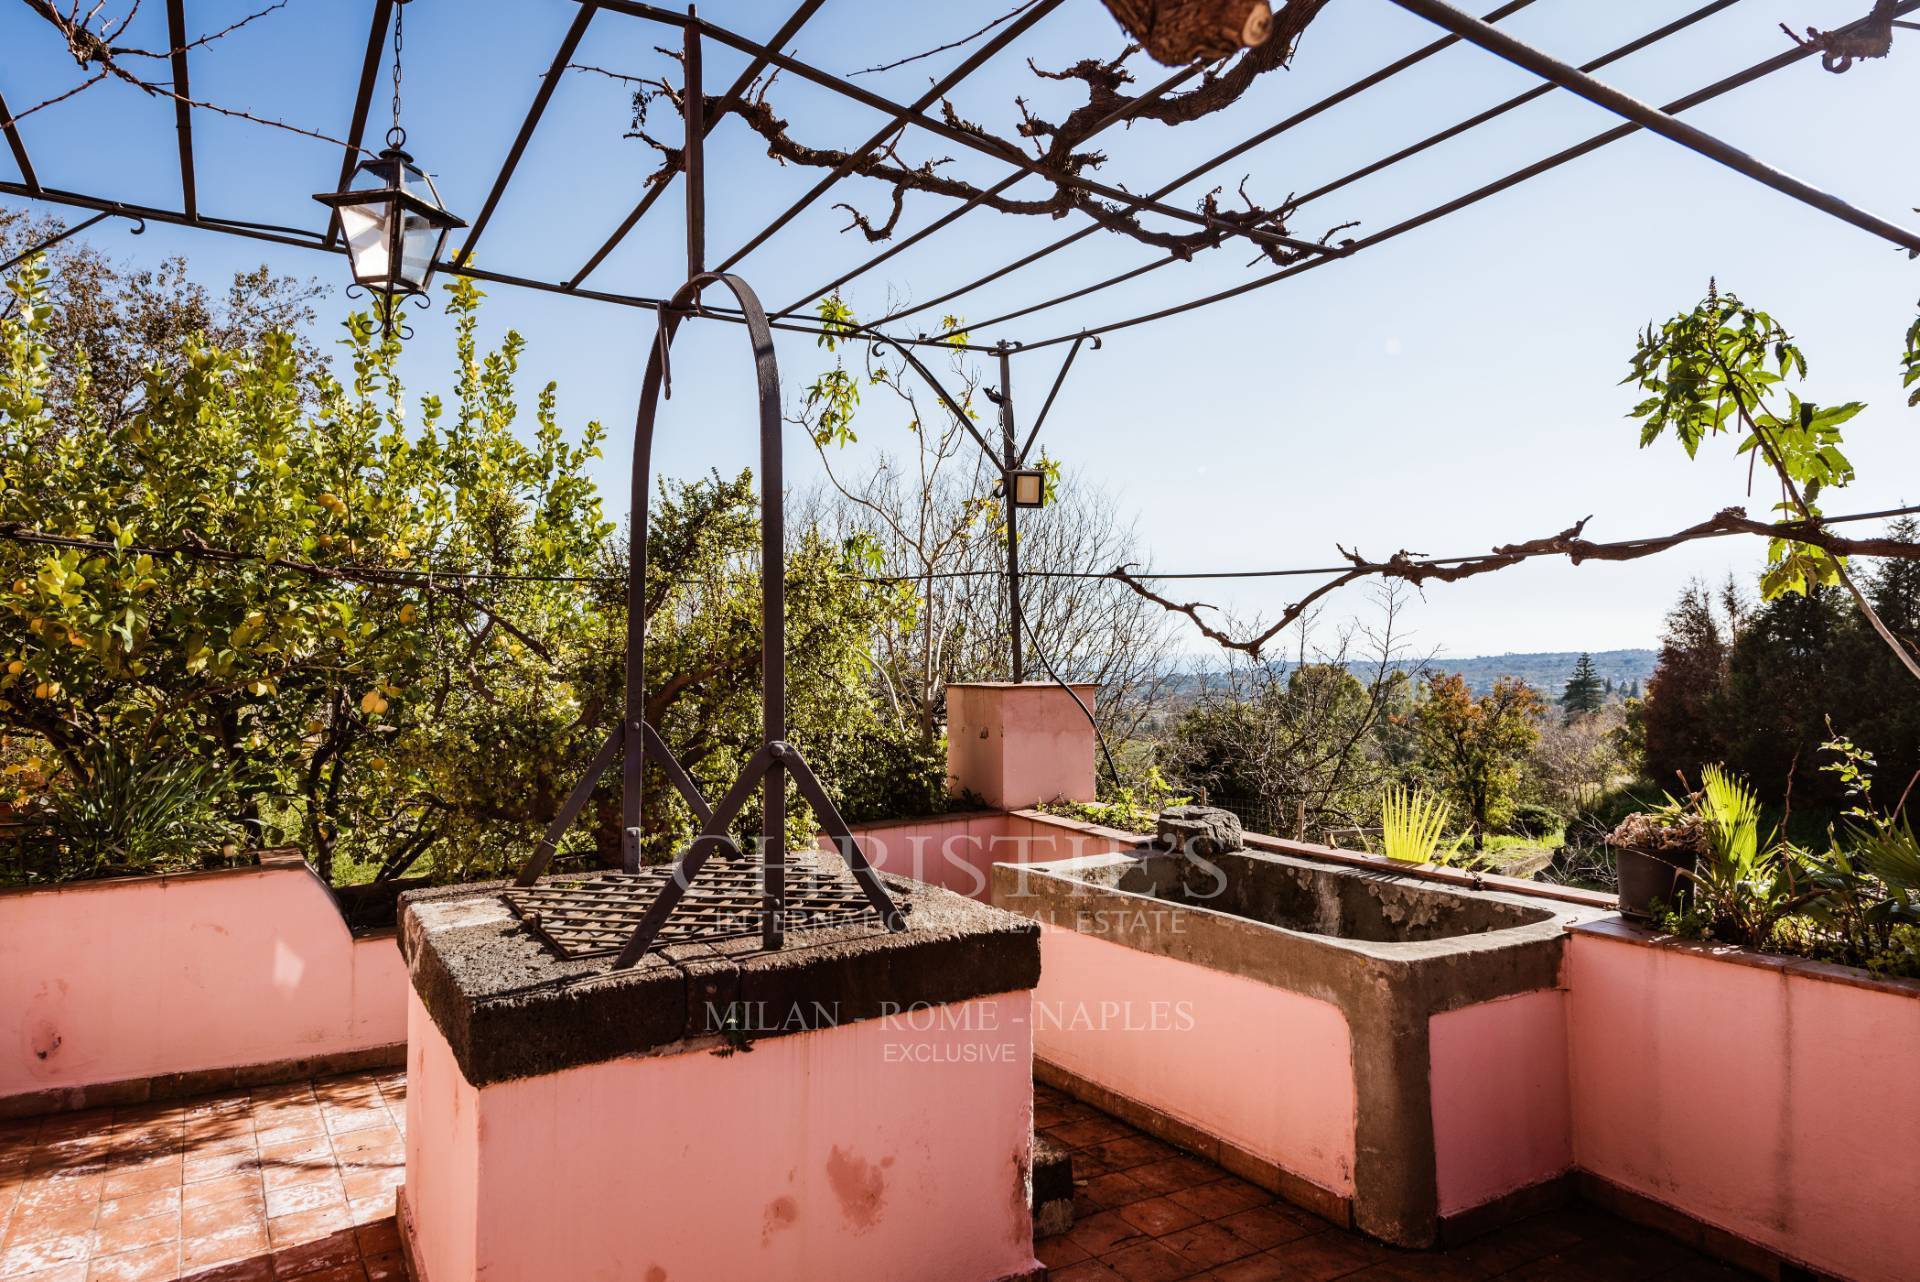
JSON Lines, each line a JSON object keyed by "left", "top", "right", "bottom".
{"left": 4, "top": 0, "right": 1916, "bottom": 660}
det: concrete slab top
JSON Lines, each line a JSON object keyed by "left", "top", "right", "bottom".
{"left": 399, "top": 855, "right": 1041, "bottom": 1086}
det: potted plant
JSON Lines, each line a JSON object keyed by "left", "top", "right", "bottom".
{"left": 1606, "top": 801, "right": 1709, "bottom": 919}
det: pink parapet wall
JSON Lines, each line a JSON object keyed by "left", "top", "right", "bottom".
{"left": 402, "top": 988, "right": 1040, "bottom": 1282}
{"left": 833, "top": 809, "right": 1135, "bottom": 901}
{"left": 1567, "top": 921, "right": 1920, "bottom": 1282}
{"left": 1028, "top": 922, "right": 1357, "bottom": 1202}
{"left": 0, "top": 850, "right": 406, "bottom": 1107}
{"left": 946, "top": 682, "right": 1098, "bottom": 810}
{"left": 1428, "top": 990, "right": 1572, "bottom": 1217}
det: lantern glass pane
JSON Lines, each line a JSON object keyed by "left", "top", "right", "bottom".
{"left": 397, "top": 213, "right": 440, "bottom": 290}
{"left": 339, "top": 201, "right": 395, "bottom": 288}
{"left": 1013, "top": 472, "right": 1044, "bottom": 507}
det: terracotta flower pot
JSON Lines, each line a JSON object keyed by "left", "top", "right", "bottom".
{"left": 1614, "top": 844, "right": 1695, "bottom": 920}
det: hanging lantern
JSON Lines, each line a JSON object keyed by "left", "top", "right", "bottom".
{"left": 314, "top": 147, "right": 463, "bottom": 327}
{"left": 312, "top": 0, "right": 461, "bottom": 335}
{"left": 1007, "top": 468, "right": 1047, "bottom": 509}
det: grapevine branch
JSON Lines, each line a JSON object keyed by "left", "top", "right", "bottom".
{"left": 1111, "top": 508, "right": 1920, "bottom": 660}
{"left": 1783, "top": 0, "right": 1909, "bottom": 71}
{"left": 6, "top": 0, "right": 367, "bottom": 152}
{"left": 591, "top": 0, "right": 1342, "bottom": 265}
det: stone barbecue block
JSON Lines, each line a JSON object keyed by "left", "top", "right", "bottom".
{"left": 397, "top": 855, "right": 1045, "bottom": 1282}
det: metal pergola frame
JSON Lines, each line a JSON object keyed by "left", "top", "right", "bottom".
{"left": 4, "top": 0, "right": 1917, "bottom": 965}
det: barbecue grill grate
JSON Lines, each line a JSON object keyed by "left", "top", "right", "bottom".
{"left": 503, "top": 861, "right": 899, "bottom": 959}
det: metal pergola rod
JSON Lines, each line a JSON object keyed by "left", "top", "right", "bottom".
{"left": 455, "top": 1, "right": 600, "bottom": 268}
{"left": 880, "top": 0, "right": 1543, "bottom": 330}
{"left": 956, "top": 0, "right": 1742, "bottom": 339}
{"left": 326, "top": 0, "right": 396, "bottom": 250}
{"left": 166, "top": 0, "right": 197, "bottom": 221}
{"left": 1389, "top": 0, "right": 1920, "bottom": 255}
{"left": 570, "top": 0, "right": 828, "bottom": 288}
{"left": 0, "top": 88, "right": 37, "bottom": 191}
{"left": 1017, "top": 0, "right": 1920, "bottom": 350}
{"left": 0, "top": 177, "right": 1002, "bottom": 353}
{"left": 576, "top": 0, "right": 1341, "bottom": 263}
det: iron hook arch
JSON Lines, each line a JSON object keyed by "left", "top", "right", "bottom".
{"left": 516, "top": 272, "right": 904, "bottom": 964}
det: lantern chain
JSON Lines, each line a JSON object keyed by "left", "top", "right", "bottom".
{"left": 387, "top": 0, "right": 407, "bottom": 150}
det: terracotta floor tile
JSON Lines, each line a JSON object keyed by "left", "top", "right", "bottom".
{"left": 1052, "top": 1261, "right": 1125, "bottom": 1282}
{"left": 1166, "top": 1177, "right": 1272, "bottom": 1220}
{"left": 1099, "top": 1238, "right": 1195, "bottom": 1282}
{"left": 87, "top": 1214, "right": 178, "bottom": 1260}
{"left": 292, "top": 1266, "right": 366, "bottom": 1282}
{"left": 1051, "top": 1116, "right": 1134, "bottom": 1149}
{"left": 1037, "top": 1235, "right": 1092, "bottom": 1269}
{"left": 1214, "top": 1204, "right": 1317, "bottom": 1251}
{"left": 1065, "top": 1209, "right": 1147, "bottom": 1257}
{"left": 0, "top": 1230, "right": 93, "bottom": 1277}
{"left": 181, "top": 1155, "right": 258, "bottom": 1188}
{"left": 1262, "top": 1230, "right": 1390, "bottom": 1281}
{"left": 84, "top": 1241, "right": 180, "bottom": 1282}
{"left": 100, "top": 1165, "right": 180, "bottom": 1202}
{"left": 0, "top": 1261, "right": 89, "bottom": 1282}
{"left": 341, "top": 1200, "right": 389, "bottom": 1232}
{"left": 1158, "top": 1221, "right": 1261, "bottom": 1271}
{"left": 1116, "top": 1195, "right": 1205, "bottom": 1237}
{"left": 334, "top": 1175, "right": 397, "bottom": 1209}
{"left": 359, "top": 1251, "right": 403, "bottom": 1282}
{"left": 1128, "top": 1156, "right": 1218, "bottom": 1197}
{"left": 177, "top": 1255, "right": 272, "bottom": 1282}
{"left": 245, "top": 1125, "right": 321, "bottom": 1152}
{"left": 266, "top": 1226, "right": 357, "bottom": 1279}
{"left": 1081, "top": 1171, "right": 1154, "bottom": 1210}
{"left": 4, "top": 1200, "right": 98, "bottom": 1247}
{"left": 180, "top": 1220, "right": 268, "bottom": 1272}
{"left": 263, "top": 1209, "right": 348, "bottom": 1251}
{"left": 178, "top": 1182, "right": 260, "bottom": 1215}
{"left": 1087, "top": 1136, "right": 1175, "bottom": 1172}
{"left": 349, "top": 1221, "right": 396, "bottom": 1260}
{"left": 181, "top": 1200, "right": 263, "bottom": 1244}
{"left": 316, "top": 1114, "right": 383, "bottom": 1142}
{"left": 1199, "top": 1252, "right": 1298, "bottom": 1282}
{"left": 94, "top": 1192, "right": 178, "bottom": 1229}
{"left": 261, "top": 1184, "right": 342, "bottom": 1224}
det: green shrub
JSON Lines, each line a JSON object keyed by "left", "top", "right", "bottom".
{"left": 1503, "top": 802, "right": 1564, "bottom": 839}
{"left": 44, "top": 738, "right": 242, "bottom": 881}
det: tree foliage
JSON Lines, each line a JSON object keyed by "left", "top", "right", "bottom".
{"left": 0, "top": 245, "right": 916, "bottom": 883}
{"left": 1407, "top": 673, "right": 1545, "bottom": 850}
{"left": 1643, "top": 539, "right": 1920, "bottom": 818}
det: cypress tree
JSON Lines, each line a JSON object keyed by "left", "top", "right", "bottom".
{"left": 1561, "top": 653, "right": 1604, "bottom": 718}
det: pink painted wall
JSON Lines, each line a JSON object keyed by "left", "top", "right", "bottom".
{"left": 0, "top": 852, "right": 406, "bottom": 1101}
{"left": 1027, "top": 923, "right": 1356, "bottom": 1199}
{"left": 403, "top": 991, "right": 481, "bottom": 1282}
{"left": 1568, "top": 928, "right": 1920, "bottom": 1282}
{"left": 405, "top": 992, "right": 1039, "bottom": 1282}
{"left": 837, "top": 811, "right": 1134, "bottom": 902}
{"left": 945, "top": 682, "right": 1098, "bottom": 810}
{"left": 1428, "top": 990, "right": 1572, "bottom": 1216}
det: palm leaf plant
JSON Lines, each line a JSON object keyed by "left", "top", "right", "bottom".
{"left": 1380, "top": 786, "right": 1463, "bottom": 865}
{"left": 1680, "top": 765, "right": 1811, "bottom": 946}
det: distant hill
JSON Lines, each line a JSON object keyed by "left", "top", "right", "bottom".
{"left": 1167, "top": 649, "right": 1657, "bottom": 700}
{"left": 1419, "top": 650, "right": 1656, "bottom": 697}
